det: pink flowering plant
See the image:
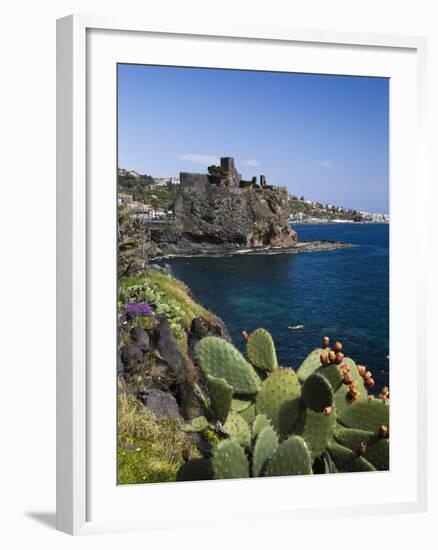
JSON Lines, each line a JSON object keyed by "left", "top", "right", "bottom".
{"left": 119, "top": 276, "right": 185, "bottom": 340}
{"left": 125, "top": 301, "right": 153, "bottom": 317}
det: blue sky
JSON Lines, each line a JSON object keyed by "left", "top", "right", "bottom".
{"left": 118, "top": 64, "right": 389, "bottom": 213}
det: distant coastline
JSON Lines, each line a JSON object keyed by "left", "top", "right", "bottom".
{"left": 291, "top": 220, "right": 389, "bottom": 225}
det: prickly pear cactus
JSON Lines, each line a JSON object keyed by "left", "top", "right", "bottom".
{"left": 317, "top": 362, "right": 343, "bottom": 392}
{"left": 297, "top": 348, "right": 327, "bottom": 382}
{"left": 334, "top": 426, "right": 389, "bottom": 471}
{"left": 197, "top": 336, "right": 260, "bottom": 395}
{"left": 176, "top": 331, "right": 390, "bottom": 482}
{"left": 247, "top": 328, "right": 278, "bottom": 371}
{"left": 301, "top": 372, "right": 334, "bottom": 412}
{"left": 206, "top": 375, "right": 233, "bottom": 424}
{"left": 251, "top": 414, "right": 272, "bottom": 439}
{"left": 212, "top": 440, "right": 249, "bottom": 479}
{"left": 327, "top": 441, "right": 376, "bottom": 473}
{"left": 223, "top": 410, "right": 251, "bottom": 448}
{"left": 252, "top": 425, "right": 279, "bottom": 477}
{"left": 338, "top": 398, "right": 389, "bottom": 432}
{"left": 231, "top": 398, "right": 254, "bottom": 413}
{"left": 255, "top": 368, "right": 301, "bottom": 436}
{"left": 294, "top": 408, "right": 337, "bottom": 460}
{"left": 266, "top": 436, "right": 313, "bottom": 477}
{"left": 239, "top": 403, "right": 256, "bottom": 424}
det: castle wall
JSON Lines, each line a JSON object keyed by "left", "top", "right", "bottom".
{"left": 180, "top": 172, "right": 209, "bottom": 190}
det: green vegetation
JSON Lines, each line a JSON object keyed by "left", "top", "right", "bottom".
{"left": 118, "top": 173, "right": 177, "bottom": 209}
{"left": 119, "top": 269, "right": 215, "bottom": 347}
{"left": 177, "top": 331, "right": 389, "bottom": 481}
{"left": 117, "top": 270, "right": 388, "bottom": 483}
{"left": 207, "top": 164, "right": 227, "bottom": 185}
{"left": 117, "top": 388, "right": 197, "bottom": 484}
{"left": 289, "top": 196, "right": 363, "bottom": 222}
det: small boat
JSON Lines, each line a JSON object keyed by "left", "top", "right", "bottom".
{"left": 288, "top": 324, "right": 304, "bottom": 330}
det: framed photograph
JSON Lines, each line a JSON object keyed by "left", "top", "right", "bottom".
{"left": 57, "top": 15, "right": 428, "bottom": 535}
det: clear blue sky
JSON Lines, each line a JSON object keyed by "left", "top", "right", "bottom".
{"left": 118, "top": 64, "right": 389, "bottom": 213}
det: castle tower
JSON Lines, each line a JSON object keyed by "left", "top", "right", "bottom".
{"left": 220, "top": 157, "right": 241, "bottom": 187}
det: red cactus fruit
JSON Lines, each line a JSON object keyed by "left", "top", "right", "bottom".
{"left": 340, "top": 364, "right": 351, "bottom": 374}
{"left": 357, "top": 442, "right": 367, "bottom": 456}
{"left": 365, "top": 377, "right": 375, "bottom": 388}
{"left": 381, "top": 394, "right": 389, "bottom": 403}
{"left": 379, "top": 425, "right": 389, "bottom": 439}
{"left": 328, "top": 350, "right": 336, "bottom": 363}
{"left": 334, "top": 341, "right": 343, "bottom": 352}
{"left": 348, "top": 388, "right": 360, "bottom": 401}
{"left": 343, "top": 373, "right": 353, "bottom": 385}
{"left": 364, "top": 371, "right": 372, "bottom": 379}
{"left": 320, "top": 352, "right": 328, "bottom": 365}
{"left": 323, "top": 406, "right": 333, "bottom": 415}
{"left": 381, "top": 386, "right": 389, "bottom": 396}
{"left": 350, "top": 380, "right": 358, "bottom": 389}
{"left": 322, "top": 336, "right": 330, "bottom": 348}
{"left": 357, "top": 365, "right": 366, "bottom": 377}
{"left": 241, "top": 330, "right": 250, "bottom": 341}
{"left": 335, "top": 352, "right": 345, "bottom": 364}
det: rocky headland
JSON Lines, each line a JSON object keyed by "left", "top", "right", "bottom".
{"left": 140, "top": 157, "right": 352, "bottom": 260}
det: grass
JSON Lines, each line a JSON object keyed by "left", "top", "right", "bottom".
{"left": 144, "top": 270, "right": 215, "bottom": 329}
{"left": 117, "top": 388, "right": 198, "bottom": 484}
{"left": 119, "top": 269, "right": 215, "bottom": 350}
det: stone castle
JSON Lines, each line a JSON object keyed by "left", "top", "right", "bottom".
{"left": 179, "top": 157, "right": 272, "bottom": 191}
{"left": 172, "top": 157, "right": 297, "bottom": 249}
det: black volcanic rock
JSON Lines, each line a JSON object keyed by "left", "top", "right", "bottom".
{"left": 173, "top": 184, "right": 297, "bottom": 248}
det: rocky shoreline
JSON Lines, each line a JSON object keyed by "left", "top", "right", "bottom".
{"left": 148, "top": 239, "right": 353, "bottom": 261}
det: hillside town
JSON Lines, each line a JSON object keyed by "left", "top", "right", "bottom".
{"left": 288, "top": 195, "right": 389, "bottom": 224}
{"left": 117, "top": 167, "right": 389, "bottom": 224}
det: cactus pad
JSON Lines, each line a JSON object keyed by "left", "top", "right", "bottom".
{"left": 176, "top": 458, "right": 213, "bottom": 482}
{"left": 297, "top": 348, "right": 326, "bottom": 382}
{"left": 338, "top": 398, "right": 389, "bottom": 433}
{"left": 231, "top": 398, "right": 254, "bottom": 413}
{"left": 266, "top": 436, "right": 313, "bottom": 477}
{"left": 206, "top": 375, "right": 233, "bottom": 424}
{"left": 252, "top": 426, "right": 279, "bottom": 477}
{"left": 247, "top": 328, "right": 278, "bottom": 371}
{"left": 301, "top": 372, "right": 334, "bottom": 412}
{"left": 239, "top": 404, "right": 256, "bottom": 424}
{"left": 212, "top": 440, "right": 249, "bottom": 479}
{"left": 181, "top": 416, "right": 209, "bottom": 433}
{"left": 252, "top": 414, "right": 272, "bottom": 439}
{"left": 327, "top": 441, "right": 376, "bottom": 473}
{"left": 223, "top": 410, "right": 251, "bottom": 448}
{"left": 316, "top": 363, "right": 343, "bottom": 392}
{"left": 294, "top": 407, "right": 337, "bottom": 459}
{"left": 255, "top": 368, "right": 302, "bottom": 436}
{"left": 196, "top": 336, "right": 260, "bottom": 395}
{"left": 333, "top": 362, "right": 368, "bottom": 413}
{"left": 334, "top": 426, "right": 389, "bottom": 470}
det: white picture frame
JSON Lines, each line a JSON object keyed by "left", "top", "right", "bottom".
{"left": 57, "top": 14, "right": 428, "bottom": 535}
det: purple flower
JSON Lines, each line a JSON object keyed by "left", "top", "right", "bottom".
{"left": 125, "top": 301, "right": 153, "bottom": 316}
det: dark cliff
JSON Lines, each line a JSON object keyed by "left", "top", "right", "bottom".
{"left": 173, "top": 183, "right": 296, "bottom": 248}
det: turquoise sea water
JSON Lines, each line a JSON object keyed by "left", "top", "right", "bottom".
{"left": 168, "top": 224, "right": 389, "bottom": 388}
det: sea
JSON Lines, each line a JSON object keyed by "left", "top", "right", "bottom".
{"left": 168, "top": 224, "right": 389, "bottom": 389}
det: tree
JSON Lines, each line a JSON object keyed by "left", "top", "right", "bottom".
{"left": 207, "top": 165, "right": 227, "bottom": 185}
